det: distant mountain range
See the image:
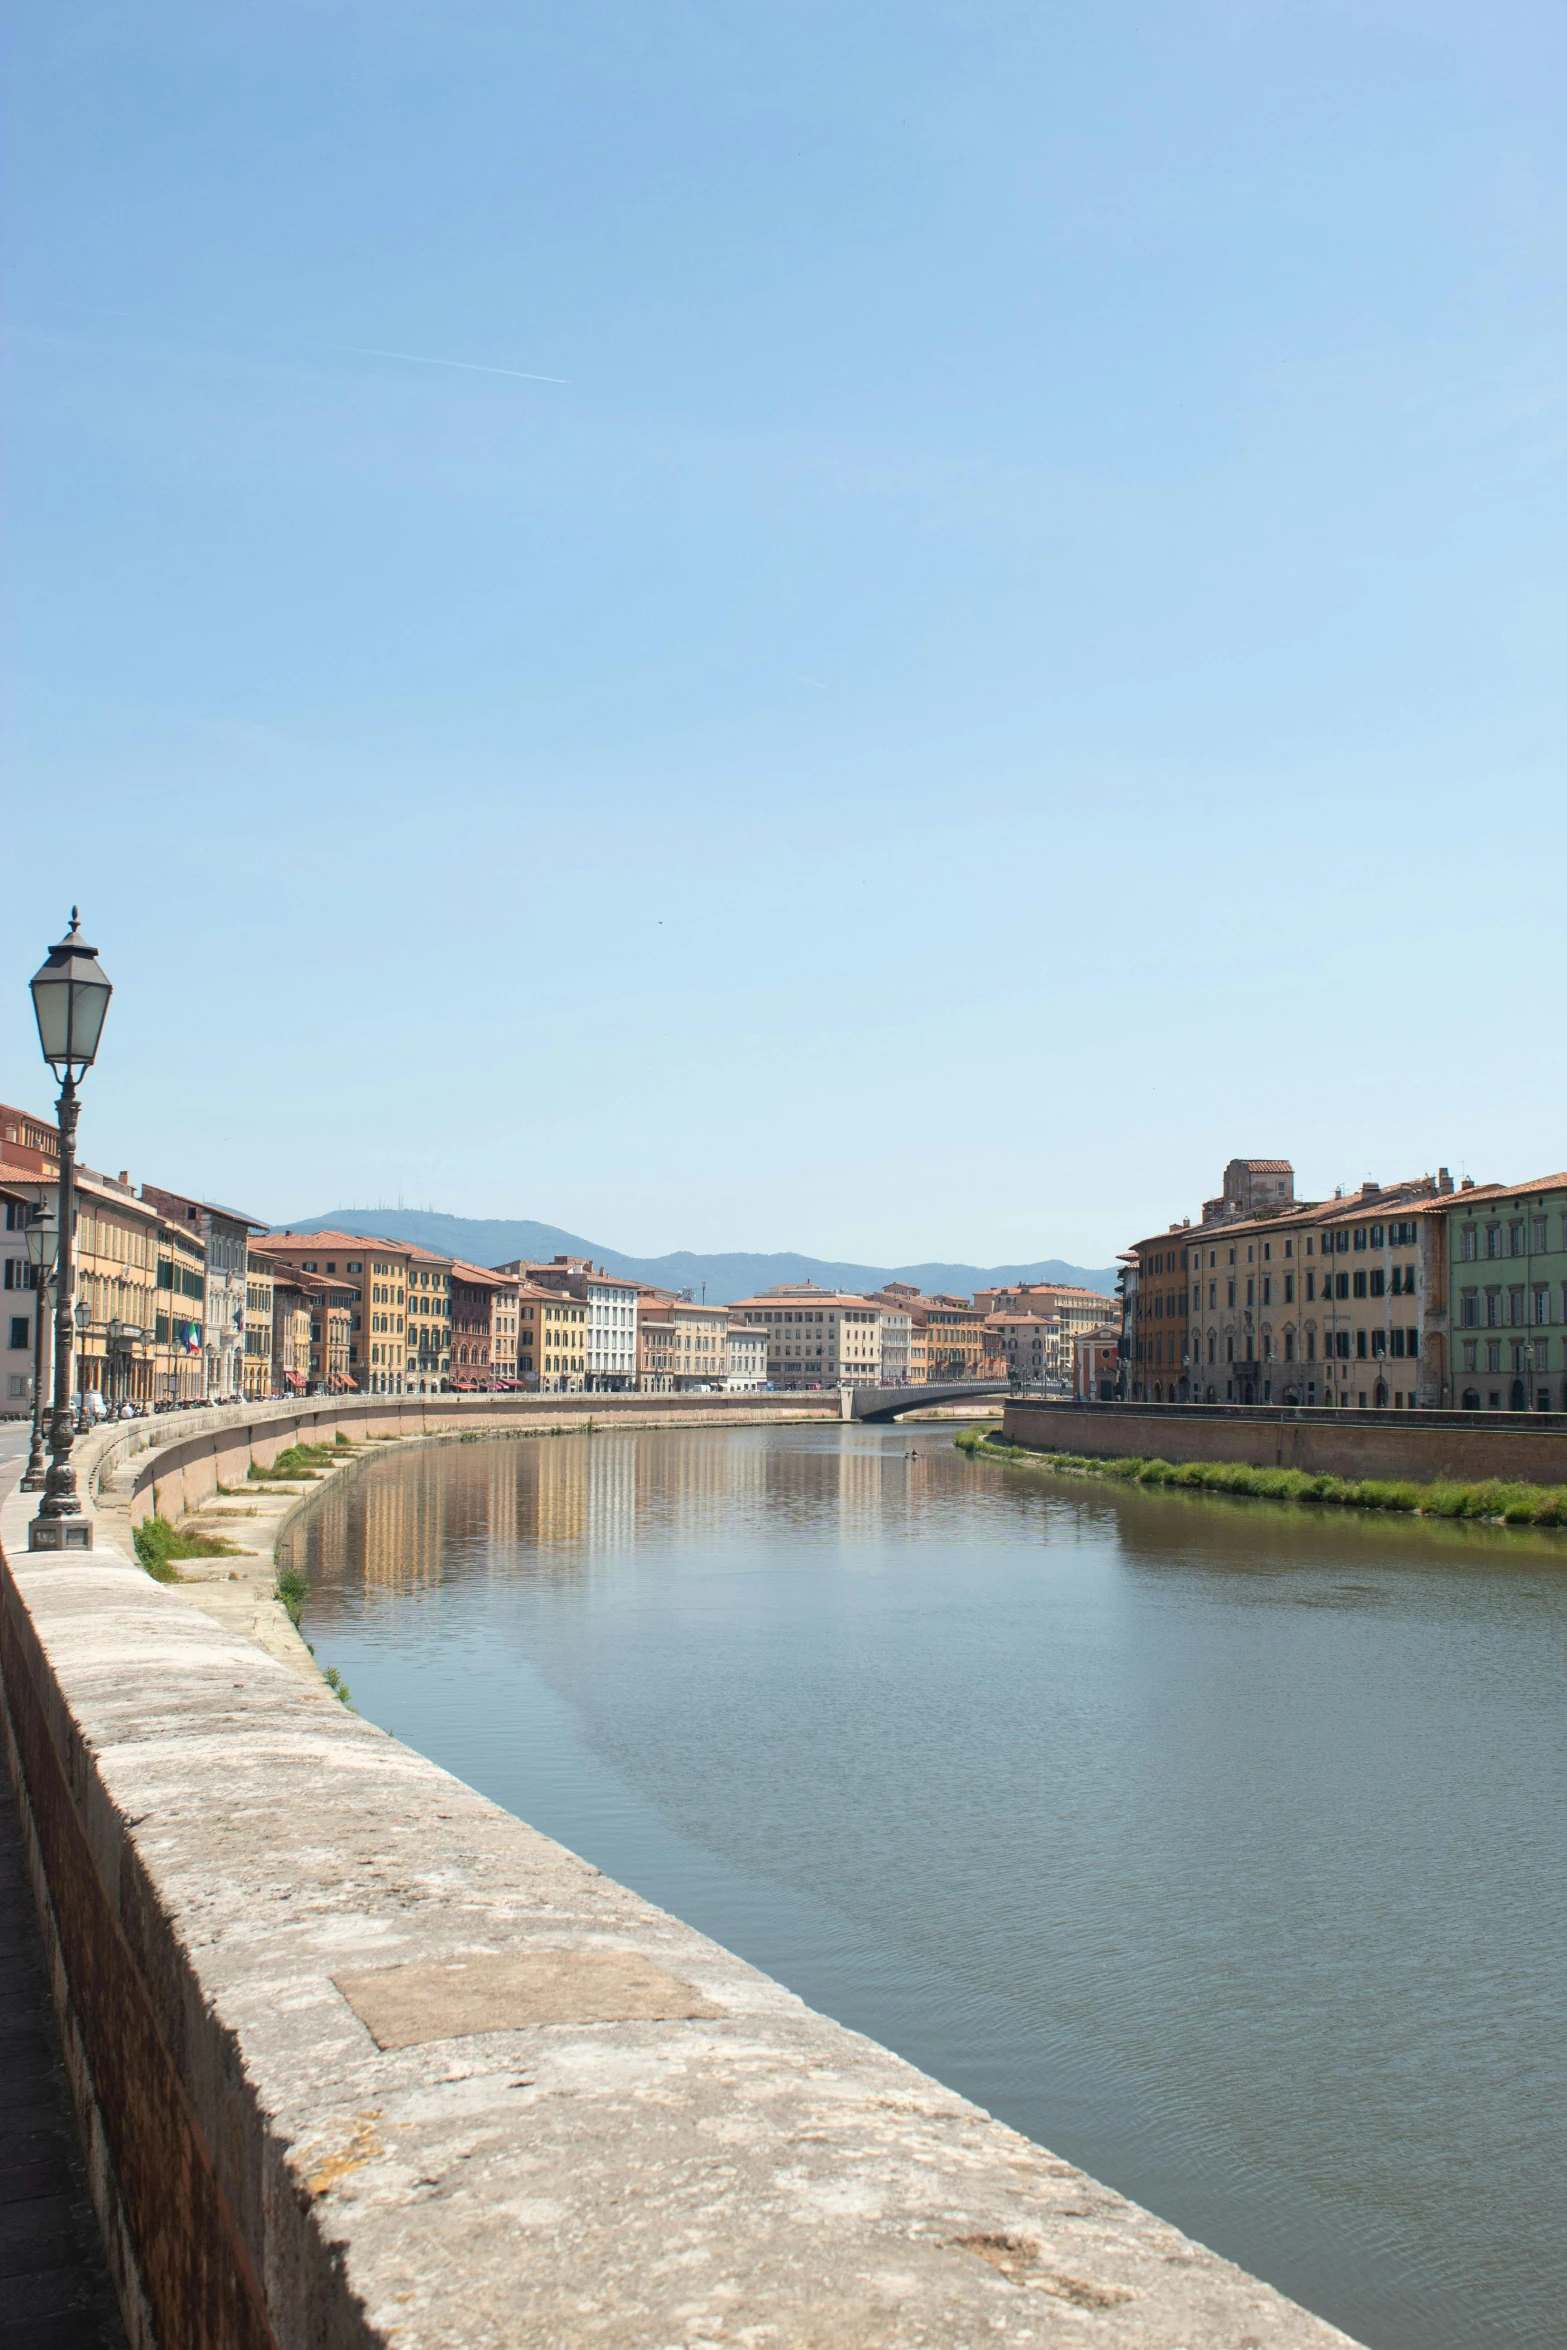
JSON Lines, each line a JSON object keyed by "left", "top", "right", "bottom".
{"left": 271, "top": 1208, "right": 1117, "bottom": 1308}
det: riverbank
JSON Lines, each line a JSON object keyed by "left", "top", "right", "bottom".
{"left": 0, "top": 1419, "right": 1364, "bottom": 2350}
{"left": 959, "top": 1427, "right": 1567, "bottom": 1527}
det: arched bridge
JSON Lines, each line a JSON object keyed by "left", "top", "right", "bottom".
{"left": 843, "top": 1379, "right": 1013, "bottom": 1422}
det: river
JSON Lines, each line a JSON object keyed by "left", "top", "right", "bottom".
{"left": 279, "top": 1421, "right": 1567, "bottom": 2350}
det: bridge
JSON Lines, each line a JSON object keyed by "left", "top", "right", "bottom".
{"left": 842, "top": 1377, "right": 1014, "bottom": 1422}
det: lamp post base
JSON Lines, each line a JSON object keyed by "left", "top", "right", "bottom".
{"left": 28, "top": 1513, "right": 94, "bottom": 1551}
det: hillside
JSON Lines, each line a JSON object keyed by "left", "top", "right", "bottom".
{"left": 271, "top": 1208, "right": 1118, "bottom": 1307}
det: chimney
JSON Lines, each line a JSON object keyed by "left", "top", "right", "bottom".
{"left": 1363, "top": 1178, "right": 1379, "bottom": 1197}
{"left": 119, "top": 1170, "right": 129, "bottom": 1185}
{"left": 1438, "top": 1167, "right": 1454, "bottom": 1194}
{"left": 1460, "top": 1176, "right": 1475, "bottom": 1191}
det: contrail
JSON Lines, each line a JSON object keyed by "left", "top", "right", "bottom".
{"left": 335, "top": 343, "right": 568, "bottom": 384}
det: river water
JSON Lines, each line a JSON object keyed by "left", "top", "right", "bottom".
{"left": 279, "top": 1422, "right": 1567, "bottom": 2350}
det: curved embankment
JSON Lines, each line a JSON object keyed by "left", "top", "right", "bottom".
{"left": 2, "top": 1400, "right": 1363, "bottom": 2349}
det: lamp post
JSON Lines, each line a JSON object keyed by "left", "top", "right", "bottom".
{"left": 19, "top": 1203, "right": 59, "bottom": 1491}
{"left": 27, "top": 911, "right": 113, "bottom": 1551}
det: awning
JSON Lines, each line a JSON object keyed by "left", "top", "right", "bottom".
{"left": 285, "top": 1372, "right": 305, "bottom": 1391}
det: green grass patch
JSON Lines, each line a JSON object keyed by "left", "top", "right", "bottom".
{"left": 133, "top": 1514, "right": 244, "bottom": 1580}
{"left": 247, "top": 1442, "right": 342, "bottom": 1482}
{"left": 955, "top": 1431, "right": 1567, "bottom": 1527}
{"left": 323, "top": 1665, "right": 353, "bottom": 1707}
{"left": 275, "top": 1563, "right": 309, "bottom": 1622}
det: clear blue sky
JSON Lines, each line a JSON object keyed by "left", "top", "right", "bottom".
{"left": 4, "top": 2, "right": 1563, "bottom": 1264}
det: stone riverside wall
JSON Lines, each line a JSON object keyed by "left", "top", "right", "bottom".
{"left": 1003, "top": 1397, "right": 1567, "bottom": 1484}
{"left": 0, "top": 1425, "right": 1361, "bottom": 2350}
{"left": 77, "top": 1388, "right": 840, "bottom": 1532}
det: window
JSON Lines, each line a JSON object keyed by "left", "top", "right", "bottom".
{"left": 1460, "top": 1227, "right": 1477, "bottom": 1261}
{"left": 1370, "top": 1225, "right": 1384, "bottom": 1247}
{"left": 1336, "top": 1231, "right": 1349, "bottom": 1254}
{"left": 1390, "top": 1329, "right": 1406, "bottom": 1358}
{"left": 1535, "top": 1287, "right": 1551, "bottom": 1326}
{"left": 8, "top": 1316, "right": 28, "bottom": 1351}
{"left": 1462, "top": 1339, "right": 1477, "bottom": 1371}
{"left": 1227, "top": 1281, "right": 1236, "bottom": 1307}
{"left": 1354, "top": 1227, "right": 1367, "bottom": 1252}
{"left": 1262, "top": 1277, "right": 1272, "bottom": 1305}
{"left": 1460, "top": 1291, "right": 1478, "bottom": 1328}
{"left": 1485, "top": 1225, "right": 1501, "bottom": 1259}
{"left": 1371, "top": 1330, "right": 1387, "bottom": 1357}
{"left": 1306, "top": 1270, "right": 1315, "bottom": 1301}
{"left": 1508, "top": 1288, "right": 1525, "bottom": 1327}
{"left": 1246, "top": 1279, "right": 1254, "bottom": 1307}
{"left": 1486, "top": 1293, "right": 1501, "bottom": 1327}
{"left": 1356, "top": 1330, "right": 1368, "bottom": 1359}
{"left": 1208, "top": 1281, "right": 1216, "bottom": 1308}
{"left": 1353, "top": 1270, "right": 1367, "bottom": 1298}
{"left": 1407, "top": 1329, "right": 1419, "bottom": 1359}
{"left": 1510, "top": 1223, "right": 1525, "bottom": 1257}
{"left": 1369, "top": 1268, "right": 1385, "bottom": 1298}
{"left": 1284, "top": 1274, "right": 1294, "bottom": 1303}
{"left": 1335, "top": 1273, "right": 1349, "bottom": 1300}
{"left": 1532, "top": 1218, "right": 1548, "bottom": 1252}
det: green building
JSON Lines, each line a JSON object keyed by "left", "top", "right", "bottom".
{"left": 1432, "top": 1174, "right": 1567, "bottom": 1412}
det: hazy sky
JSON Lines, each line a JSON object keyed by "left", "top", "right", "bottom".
{"left": 4, "top": 2, "right": 1563, "bottom": 1263}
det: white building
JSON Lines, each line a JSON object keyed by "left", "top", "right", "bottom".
{"left": 726, "top": 1321, "right": 769, "bottom": 1391}
{"left": 873, "top": 1303, "right": 912, "bottom": 1384}
{"left": 495, "top": 1256, "right": 640, "bottom": 1391}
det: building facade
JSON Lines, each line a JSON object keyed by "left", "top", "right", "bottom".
{"left": 495, "top": 1257, "right": 640, "bottom": 1391}
{"left": 1426, "top": 1173, "right": 1567, "bottom": 1412}
{"left": 973, "top": 1281, "right": 1117, "bottom": 1352}
{"left": 727, "top": 1284, "right": 884, "bottom": 1388}
{"left": 725, "top": 1321, "right": 769, "bottom": 1391}
{"left": 270, "top": 1275, "right": 315, "bottom": 1394}
{"left": 243, "top": 1265, "right": 274, "bottom": 1399}
{"left": 140, "top": 1186, "right": 265, "bottom": 1404}
{"left": 636, "top": 1296, "right": 730, "bottom": 1391}
{"left": 1073, "top": 1325, "right": 1121, "bottom": 1401}
{"left": 450, "top": 1264, "right": 518, "bottom": 1385}
{"left": 987, "top": 1310, "right": 1063, "bottom": 1390}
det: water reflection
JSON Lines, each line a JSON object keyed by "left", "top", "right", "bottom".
{"left": 280, "top": 1427, "right": 1567, "bottom": 2350}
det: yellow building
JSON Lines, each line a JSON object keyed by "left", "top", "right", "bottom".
{"left": 637, "top": 1296, "right": 732, "bottom": 1391}
{"left": 155, "top": 1216, "right": 209, "bottom": 1402}
{"left": 243, "top": 1266, "right": 274, "bottom": 1399}
{"left": 537, "top": 1291, "right": 588, "bottom": 1391}
{"left": 72, "top": 1169, "right": 162, "bottom": 1407}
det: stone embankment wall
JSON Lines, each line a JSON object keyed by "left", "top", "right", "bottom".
{"left": 0, "top": 1416, "right": 1361, "bottom": 2349}
{"left": 83, "top": 1388, "right": 840, "bottom": 1533}
{"left": 1004, "top": 1398, "right": 1567, "bottom": 1483}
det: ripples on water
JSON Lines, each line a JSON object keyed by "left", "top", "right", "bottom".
{"left": 280, "top": 1424, "right": 1567, "bottom": 2350}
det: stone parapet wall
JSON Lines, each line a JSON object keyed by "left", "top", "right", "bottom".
{"left": 1, "top": 1430, "right": 1360, "bottom": 2348}
{"left": 1003, "top": 1399, "right": 1567, "bottom": 1484}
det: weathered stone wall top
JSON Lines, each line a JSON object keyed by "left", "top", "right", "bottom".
{"left": 1, "top": 1450, "right": 1361, "bottom": 2347}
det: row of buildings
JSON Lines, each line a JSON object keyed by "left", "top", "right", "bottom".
{"left": 1120, "top": 1154, "right": 1567, "bottom": 1414}
{"left": 0, "top": 1100, "right": 1113, "bottom": 1409}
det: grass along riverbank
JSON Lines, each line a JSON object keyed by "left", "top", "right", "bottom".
{"left": 955, "top": 1428, "right": 1567, "bottom": 1527}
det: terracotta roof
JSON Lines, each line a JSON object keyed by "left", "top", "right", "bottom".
{"left": 451, "top": 1262, "right": 517, "bottom": 1290}
{"left": 1423, "top": 1174, "right": 1567, "bottom": 1212}
{"left": 729, "top": 1292, "right": 883, "bottom": 1314}
{"left": 1235, "top": 1159, "right": 1294, "bottom": 1174}
{"left": 256, "top": 1230, "right": 454, "bottom": 1266}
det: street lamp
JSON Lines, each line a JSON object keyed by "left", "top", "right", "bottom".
{"left": 19, "top": 1203, "right": 59, "bottom": 1491}
{"left": 27, "top": 910, "right": 113, "bottom": 1549}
